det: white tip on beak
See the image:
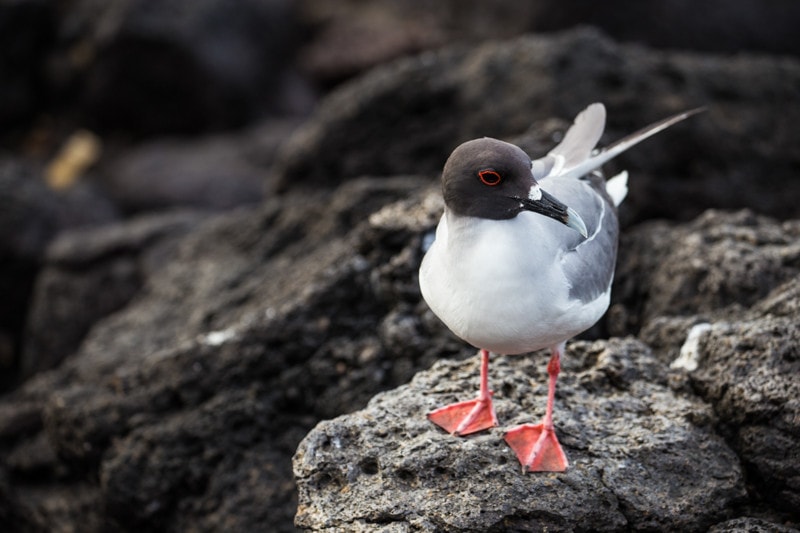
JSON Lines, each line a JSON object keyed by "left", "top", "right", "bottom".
{"left": 528, "top": 183, "right": 543, "bottom": 201}
{"left": 566, "top": 207, "right": 588, "bottom": 238}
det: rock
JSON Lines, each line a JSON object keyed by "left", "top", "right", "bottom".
{"left": 689, "top": 317, "right": 800, "bottom": 513}
{"left": 610, "top": 210, "right": 800, "bottom": 336}
{"left": 298, "top": 0, "right": 450, "bottom": 86}
{"left": 0, "top": 158, "right": 118, "bottom": 391}
{"left": 297, "top": 1, "right": 800, "bottom": 87}
{"left": 61, "top": 0, "right": 305, "bottom": 136}
{"left": 98, "top": 120, "right": 299, "bottom": 213}
{"left": 615, "top": 312, "right": 800, "bottom": 523}
{"left": 294, "top": 338, "right": 745, "bottom": 532}
{"left": 0, "top": 473, "right": 43, "bottom": 533}
{"left": 708, "top": 517, "right": 800, "bottom": 533}
{"left": 276, "top": 28, "right": 800, "bottom": 225}
{"left": 0, "top": 159, "right": 119, "bottom": 261}
{"left": 0, "top": 176, "right": 436, "bottom": 532}
{"left": 2, "top": 0, "right": 313, "bottom": 146}
{"left": 21, "top": 210, "right": 205, "bottom": 378}
{"left": 527, "top": 0, "right": 800, "bottom": 57}
{"left": 613, "top": 210, "right": 800, "bottom": 516}
{"left": 6, "top": 0, "right": 797, "bottom": 143}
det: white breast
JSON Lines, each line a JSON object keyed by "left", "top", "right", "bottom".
{"left": 419, "top": 211, "right": 610, "bottom": 355}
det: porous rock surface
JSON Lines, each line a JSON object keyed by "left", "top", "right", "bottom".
{"left": 294, "top": 339, "right": 744, "bottom": 532}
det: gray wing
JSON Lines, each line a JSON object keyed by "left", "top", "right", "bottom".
{"left": 543, "top": 175, "right": 619, "bottom": 304}
{"left": 530, "top": 105, "right": 703, "bottom": 302}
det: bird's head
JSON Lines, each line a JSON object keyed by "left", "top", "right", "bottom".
{"left": 441, "top": 138, "right": 587, "bottom": 237}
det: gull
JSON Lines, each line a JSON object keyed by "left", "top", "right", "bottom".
{"left": 419, "top": 103, "right": 702, "bottom": 471}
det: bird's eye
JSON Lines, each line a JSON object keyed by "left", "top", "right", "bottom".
{"left": 478, "top": 169, "right": 502, "bottom": 186}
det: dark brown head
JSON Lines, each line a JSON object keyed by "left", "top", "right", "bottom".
{"left": 441, "top": 138, "right": 587, "bottom": 236}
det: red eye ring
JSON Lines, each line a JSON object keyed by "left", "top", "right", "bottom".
{"left": 478, "top": 169, "right": 502, "bottom": 186}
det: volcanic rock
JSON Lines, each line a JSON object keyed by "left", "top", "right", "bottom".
{"left": 294, "top": 339, "right": 745, "bottom": 532}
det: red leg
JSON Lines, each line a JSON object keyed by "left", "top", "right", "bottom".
{"left": 504, "top": 342, "right": 569, "bottom": 472}
{"left": 428, "top": 349, "right": 498, "bottom": 435}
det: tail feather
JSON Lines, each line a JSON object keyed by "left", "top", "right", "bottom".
{"left": 605, "top": 170, "right": 628, "bottom": 207}
{"left": 557, "top": 107, "right": 705, "bottom": 181}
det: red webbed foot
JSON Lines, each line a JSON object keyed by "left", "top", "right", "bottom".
{"left": 428, "top": 395, "right": 498, "bottom": 436}
{"left": 504, "top": 422, "right": 568, "bottom": 472}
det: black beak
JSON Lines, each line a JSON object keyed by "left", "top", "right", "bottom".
{"left": 518, "top": 190, "right": 588, "bottom": 238}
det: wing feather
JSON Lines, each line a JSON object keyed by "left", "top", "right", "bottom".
{"left": 532, "top": 103, "right": 605, "bottom": 181}
{"left": 532, "top": 105, "right": 704, "bottom": 183}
